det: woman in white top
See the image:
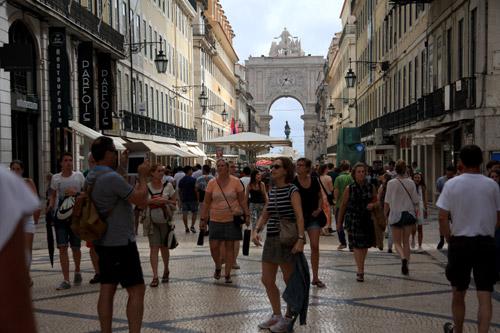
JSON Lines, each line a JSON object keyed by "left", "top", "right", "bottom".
{"left": 384, "top": 160, "right": 420, "bottom": 275}
{"left": 10, "top": 160, "right": 40, "bottom": 283}
{"left": 144, "top": 164, "right": 176, "bottom": 287}
{"left": 411, "top": 172, "right": 428, "bottom": 252}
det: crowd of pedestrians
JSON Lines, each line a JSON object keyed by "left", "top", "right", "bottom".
{"left": 3, "top": 136, "right": 500, "bottom": 333}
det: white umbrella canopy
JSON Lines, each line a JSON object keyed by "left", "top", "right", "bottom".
{"left": 201, "top": 132, "right": 292, "bottom": 152}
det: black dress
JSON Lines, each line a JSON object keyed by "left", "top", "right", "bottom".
{"left": 344, "top": 181, "right": 375, "bottom": 249}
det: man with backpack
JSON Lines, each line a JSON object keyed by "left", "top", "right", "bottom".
{"left": 86, "top": 136, "right": 149, "bottom": 333}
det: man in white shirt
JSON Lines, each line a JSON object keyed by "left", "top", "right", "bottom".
{"left": 192, "top": 164, "right": 203, "bottom": 179}
{"left": 49, "top": 152, "right": 85, "bottom": 290}
{"left": 437, "top": 145, "right": 500, "bottom": 333}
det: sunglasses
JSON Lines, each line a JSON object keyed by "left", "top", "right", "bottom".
{"left": 271, "top": 164, "right": 282, "bottom": 170}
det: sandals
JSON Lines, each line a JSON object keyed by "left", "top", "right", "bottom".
{"left": 162, "top": 271, "right": 169, "bottom": 283}
{"left": 312, "top": 280, "right": 326, "bottom": 288}
{"left": 214, "top": 268, "right": 222, "bottom": 280}
{"left": 356, "top": 273, "right": 364, "bottom": 282}
{"left": 150, "top": 277, "right": 159, "bottom": 287}
{"left": 224, "top": 275, "right": 232, "bottom": 284}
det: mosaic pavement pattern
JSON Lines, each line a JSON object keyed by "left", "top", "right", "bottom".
{"left": 31, "top": 210, "right": 500, "bottom": 332}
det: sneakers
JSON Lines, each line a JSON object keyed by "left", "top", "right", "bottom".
{"left": 443, "top": 322, "right": 454, "bottom": 332}
{"left": 190, "top": 226, "right": 197, "bottom": 233}
{"left": 270, "top": 317, "right": 292, "bottom": 333}
{"left": 185, "top": 228, "right": 190, "bottom": 233}
{"left": 233, "top": 263, "right": 240, "bottom": 269}
{"left": 56, "top": 280, "right": 71, "bottom": 290}
{"left": 417, "top": 246, "right": 424, "bottom": 253}
{"left": 73, "top": 272, "right": 82, "bottom": 286}
{"left": 258, "top": 315, "right": 282, "bottom": 329}
{"left": 337, "top": 244, "right": 347, "bottom": 250}
{"left": 89, "top": 274, "right": 100, "bottom": 284}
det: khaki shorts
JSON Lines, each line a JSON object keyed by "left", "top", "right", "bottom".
{"left": 147, "top": 223, "right": 169, "bottom": 247}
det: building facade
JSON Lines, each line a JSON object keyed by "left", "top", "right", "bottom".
{"left": 330, "top": 0, "right": 500, "bottom": 199}
{"left": 191, "top": 0, "right": 238, "bottom": 160}
{"left": 0, "top": 0, "right": 124, "bottom": 193}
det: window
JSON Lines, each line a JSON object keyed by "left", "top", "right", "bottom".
{"left": 408, "top": 61, "right": 412, "bottom": 103}
{"left": 136, "top": 15, "right": 140, "bottom": 43}
{"left": 156, "top": 89, "right": 159, "bottom": 120}
{"left": 414, "top": 56, "right": 418, "bottom": 99}
{"left": 409, "top": 4, "right": 412, "bottom": 27}
{"left": 403, "top": 66, "right": 406, "bottom": 106}
{"left": 124, "top": 73, "right": 129, "bottom": 111}
{"left": 447, "top": 28, "right": 452, "bottom": 84}
{"left": 145, "top": 83, "right": 149, "bottom": 114}
{"left": 404, "top": 5, "right": 407, "bottom": 33}
{"left": 149, "top": 26, "right": 153, "bottom": 60}
{"left": 139, "top": 81, "right": 143, "bottom": 104}
{"left": 421, "top": 50, "right": 425, "bottom": 95}
{"left": 150, "top": 87, "right": 154, "bottom": 118}
{"left": 160, "top": 92, "right": 164, "bottom": 122}
{"left": 398, "top": 7, "right": 402, "bottom": 39}
{"left": 143, "top": 19, "right": 147, "bottom": 56}
{"left": 121, "top": 1, "right": 127, "bottom": 35}
{"left": 470, "top": 9, "right": 477, "bottom": 77}
{"left": 458, "top": 19, "right": 464, "bottom": 79}
{"left": 117, "top": 70, "right": 122, "bottom": 111}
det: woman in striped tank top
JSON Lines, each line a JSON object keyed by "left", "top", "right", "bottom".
{"left": 253, "top": 157, "right": 305, "bottom": 332}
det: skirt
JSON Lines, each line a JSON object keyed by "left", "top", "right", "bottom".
{"left": 148, "top": 223, "right": 169, "bottom": 247}
{"left": 262, "top": 235, "right": 294, "bottom": 264}
{"left": 209, "top": 221, "right": 242, "bottom": 241}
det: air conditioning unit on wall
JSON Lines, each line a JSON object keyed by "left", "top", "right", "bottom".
{"left": 374, "top": 128, "right": 384, "bottom": 145}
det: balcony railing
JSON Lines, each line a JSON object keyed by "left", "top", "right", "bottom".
{"left": 122, "top": 110, "right": 197, "bottom": 142}
{"left": 35, "top": 0, "right": 124, "bottom": 53}
{"left": 360, "top": 77, "right": 475, "bottom": 138}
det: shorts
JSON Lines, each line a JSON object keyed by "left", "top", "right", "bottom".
{"left": 306, "top": 219, "right": 322, "bottom": 231}
{"left": 209, "top": 221, "right": 242, "bottom": 241}
{"left": 95, "top": 242, "right": 144, "bottom": 288}
{"left": 182, "top": 201, "right": 198, "bottom": 213}
{"left": 24, "top": 217, "right": 36, "bottom": 234}
{"left": 445, "top": 236, "right": 497, "bottom": 292}
{"left": 262, "top": 235, "right": 294, "bottom": 264}
{"left": 391, "top": 212, "right": 417, "bottom": 228}
{"left": 54, "top": 220, "right": 81, "bottom": 248}
{"left": 148, "top": 223, "right": 169, "bottom": 247}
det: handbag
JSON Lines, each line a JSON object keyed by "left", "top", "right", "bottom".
{"left": 216, "top": 180, "right": 245, "bottom": 226}
{"left": 397, "top": 179, "right": 418, "bottom": 224}
{"left": 273, "top": 188, "right": 298, "bottom": 246}
{"left": 164, "top": 223, "right": 178, "bottom": 249}
{"left": 317, "top": 177, "right": 334, "bottom": 206}
{"left": 242, "top": 226, "right": 251, "bottom": 256}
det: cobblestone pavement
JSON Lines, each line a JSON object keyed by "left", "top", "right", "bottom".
{"left": 31, "top": 208, "right": 500, "bottom": 332}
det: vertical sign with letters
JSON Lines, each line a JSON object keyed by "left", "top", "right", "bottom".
{"left": 49, "top": 27, "right": 70, "bottom": 128}
{"left": 98, "top": 53, "right": 113, "bottom": 130}
{"left": 78, "top": 41, "right": 95, "bottom": 128}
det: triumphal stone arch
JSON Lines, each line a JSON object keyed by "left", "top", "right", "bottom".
{"left": 245, "top": 28, "right": 325, "bottom": 160}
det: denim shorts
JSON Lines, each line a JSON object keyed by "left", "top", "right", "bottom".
{"left": 182, "top": 201, "right": 198, "bottom": 213}
{"left": 54, "top": 220, "right": 81, "bottom": 248}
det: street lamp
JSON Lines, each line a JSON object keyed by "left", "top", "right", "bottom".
{"left": 345, "top": 57, "right": 389, "bottom": 88}
{"left": 154, "top": 49, "right": 168, "bottom": 74}
{"left": 220, "top": 104, "right": 228, "bottom": 122}
{"left": 345, "top": 67, "right": 356, "bottom": 88}
{"left": 284, "top": 121, "right": 291, "bottom": 139}
{"left": 198, "top": 84, "right": 208, "bottom": 112}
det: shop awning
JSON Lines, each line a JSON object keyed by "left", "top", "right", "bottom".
{"left": 413, "top": 125, "right": 456, "bottom": 146}
{"left": 69, "top": 121, "right": 125, "bottom": 150}
{"left": 185, "top": 142, "right": 207, "bottom": 158}
{"left": 125, "top": 139, "right": 176, "bottom": 156}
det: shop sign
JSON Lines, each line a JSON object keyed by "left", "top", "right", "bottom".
{"left": 98, "top": 53, "right": 113, "bottom": 130}
{"left": 49, "top": 27, "right": 70, "bottom": 128}
{"left": 78, "top": 41, "right": 95, "bottom": 129}
{"left": 16, "top": 99, "right": 38, "bottom": 110}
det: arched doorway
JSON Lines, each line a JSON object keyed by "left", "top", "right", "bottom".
{"left": 9, "top": 21, "right": 39, "bottom": 186}
{"left": 245, "top": 28, "right": 325, "bottom": 160}
{"left": 269, "top": 97, "right": 304, "bottom": 157}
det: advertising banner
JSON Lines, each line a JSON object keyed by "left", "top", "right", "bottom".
{"left": 78, "top": 41, "right": 95, "bottom": 128}
{"left": 98, "top": 53, "right": 113, "bottom": 130}
{"left": 48, "top": 27, "right": 70, "bottom": 128}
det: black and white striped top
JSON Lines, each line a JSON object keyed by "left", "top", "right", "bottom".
{"left": 266, "top": 184, "right": 298, "bottom": 237}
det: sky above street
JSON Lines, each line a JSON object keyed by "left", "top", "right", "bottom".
{"left": 219, "top": 0, "right": 343, "bottom": 156}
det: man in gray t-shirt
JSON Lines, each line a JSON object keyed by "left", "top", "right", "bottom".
{"left": 89, "top": 136, "right": 149, "bottom": 333}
